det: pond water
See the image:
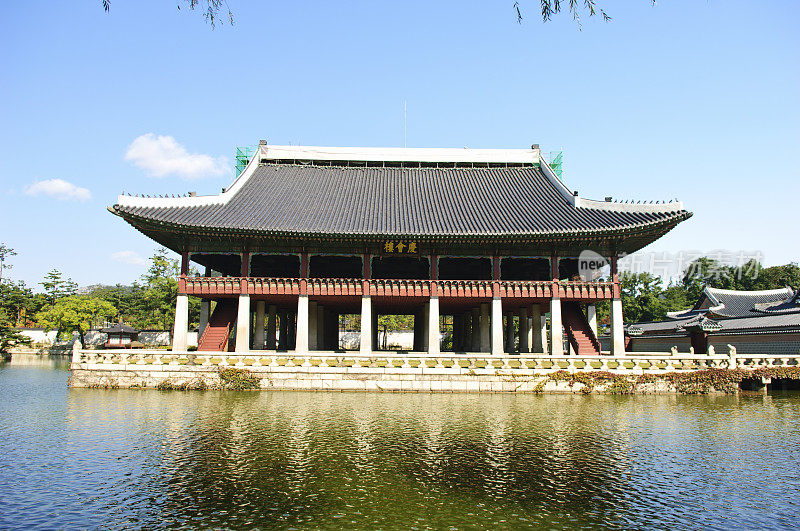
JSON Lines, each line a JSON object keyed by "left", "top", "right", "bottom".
{"left": 1, "top": 355, "right": 799, "bottom": 530}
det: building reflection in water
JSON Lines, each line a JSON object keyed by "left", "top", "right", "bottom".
{"left": 62, "top": 389, "right": 792, "bottom": 529}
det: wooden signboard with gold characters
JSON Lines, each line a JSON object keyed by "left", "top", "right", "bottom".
{"left": 382, "top": 240, "right": 419, "bottom": 255}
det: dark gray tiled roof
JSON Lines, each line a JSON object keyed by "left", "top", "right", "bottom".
{"left": 677, "top": 315, "right": 723, "bottom": 332}
{"left": 706, "top": 287, "right": 794, "bottom": 318}
{"left": 714, "top": 313, "right": 800, "bottom": 333}
{"left": 630, "top": 287, "right": 800, "bottom": 338}
{"left": 630, "top": 312, "right": 800, "bottom": 336}
{"left": 670, "top": 287, "right": 795, "bottom": 319}
{"left": 113, "top": 164, "right": 690, "bottom": 239}
{"left": 628, "top": 317, "right": 692, "bottom": 335}
{"left": 753, "top": 290, "right": 800, "bottom": 314}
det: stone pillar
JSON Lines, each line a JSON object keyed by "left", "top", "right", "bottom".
{"left": 611, "top": 298, "right": 625, "bottom": 356}
{"left": 296, "top": 295, "right": 309, "bottom": 353}
{"left": 267, "top": 305, "right": 277, "bottom": 350}
{"left": 308, "top": 301, "right": 318, "bottom": 350}
{"left": 471, "top": 307, "right": 480, "bottom": 352}
{"left": 172, "top": 294, "right": 189, "bottom": 352}
{"left": 422, "top": 302, "right": 430, "bottom": 352}
{"left": 531, "top": 305, "right": 544, "bottom": 353}
{"left": 491, "top": 298, "right": 503, "bottom": 356}
{"left": 550, "top": 297, "right": 563, "bottom": 355}
{"left": 317, "top": 305, "right": 325, "bottom": 350}
{"left": 610, "top": 255, "right": 624, "bottom": 356}
{"left": 480, "top": 303, "right": 490, "bottom": 353}
{"left": 587, "top": 304, "right": 598, "bottom": 338}
{"left": 526, "top": 305, "right": 534, "bottom": 351}
{"left": 198, "top": 299, "right": 210, "bottom": 339}
{"left": 428, "top": 296, "right": 440, "bottom": 355}
{"left": 235, "top": 294, "right": 250, "bottom": 352}
{"left": 519, "top": 307, "right": 529, "bottom": 353}
{"left": 254, "top": 300, "right": 266, "bottom": 350}
{"left": 360, "top": 296, "right": 372, "bottom": 354}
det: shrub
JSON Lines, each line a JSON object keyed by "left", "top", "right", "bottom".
{"left": 218, "top": 368, "right": 261, "bottom": 390}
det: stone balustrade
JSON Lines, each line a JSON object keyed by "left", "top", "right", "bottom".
{"left": 73, "top": 349, "right": 800, "bottom": 373}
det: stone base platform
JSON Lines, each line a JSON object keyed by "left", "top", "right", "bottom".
{"left": 69, "top": 350, "right": 798, "bottom": 394}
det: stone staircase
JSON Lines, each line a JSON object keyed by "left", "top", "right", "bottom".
{"left": 198, "top": 299, "right": 237, "bottom": 352}
{"left": 562, "top": 301, "right": 601, "bottom": 355}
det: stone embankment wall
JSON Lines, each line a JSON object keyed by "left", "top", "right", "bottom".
{"left": 68, "top": 364, "right": 673, "bottom": 393}
{"left": 70, "top": 349, "right": 800, "bottom": 394}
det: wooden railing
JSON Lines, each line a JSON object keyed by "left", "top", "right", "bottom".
{"left": 182, "top": 277, "right": 615, "bottom": 300}
{"left": 557, "top": 281, "right": 616, "bottom": 299}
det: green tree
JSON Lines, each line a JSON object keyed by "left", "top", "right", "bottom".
{"left": 377, "top": 314, "right": 415, "bottom": 349}
{"left": 753, "top": 263, "right": 800, "bottom": 290}
{"left": 681, "top": 258, "right": 735, "bottom": 301}
{"left": 659, "top": 283, "right": 690, "bottom": 316}
{"left": 140, "top": 249, "right": 180, "bottom": 330}
{"left": 137, "top": 248, "right": 200, "bottom": 331}
{"left": 36, "top": 296, "right": 117, "bottom": 345}
{"left": 0, "top": 243, "right": 16, "bottom": 284}
{"left": 619, "top": 272, "right": 666, "bottom": 323}
{"left": 0, "top": 281, "right": 46, "bottom": 327}
{"left": 0, "top": 309, "right": 31, "bottom": 354}
{"left": 86, "top": 283, "right": 147, "bottom": 327}
{"left": 40, "top": 269, "right": 78, "bottom": 306}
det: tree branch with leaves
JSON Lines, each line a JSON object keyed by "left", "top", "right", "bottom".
{"left": 0, "top": 243, "right": 17, "bottom": 285}
{"left": 102, "top": 0, "right": 234, "bottom": 28}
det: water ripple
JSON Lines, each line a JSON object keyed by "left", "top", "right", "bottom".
{"left": 0, "top": 359, "right": 799, "bottom": 529}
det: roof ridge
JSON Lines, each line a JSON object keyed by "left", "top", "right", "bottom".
{"left": 706, "top": 286, "right": 793, "bottom": 296}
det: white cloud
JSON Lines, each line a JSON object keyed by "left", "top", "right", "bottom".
{"left": 24, "top": 179, "right": 91, "bottom": 201}
{"left": 110, "top": 250, "right": 147, "bottom": 267}
{"left": 125, "top": 133, "right": 228, "bottom": 179}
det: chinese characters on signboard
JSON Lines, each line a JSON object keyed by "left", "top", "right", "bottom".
{"left": 383, "top": 240, "right": 419, "bottom": 254}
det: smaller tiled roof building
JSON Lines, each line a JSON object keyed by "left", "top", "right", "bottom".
{"left": 626, "top": 287, "right": 800, "bottom": 355}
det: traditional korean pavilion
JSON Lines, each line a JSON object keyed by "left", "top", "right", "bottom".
{"left": 110, "top": 142, "right": 691, "bottom": 356}
{"left": 100, "top": 323, "right": 139, "bottom": 348}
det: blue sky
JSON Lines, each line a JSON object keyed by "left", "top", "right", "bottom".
{"left": 1, "top": 0, "right": 798, "bottom": 289}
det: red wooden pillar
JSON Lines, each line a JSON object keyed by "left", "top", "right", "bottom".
{"left": 491, "top": 255, "right": 500, "bottom": 298}
{"left": 300, "top": 252, "right": 309, "bottom": 296}
{"left": 179, "top": 251, "right": 189, "bottom": 293}
{"left": 610, "top": 255, "right": 620, "bottom": 299}
{"left": 551, "top": 253, "right": 560, "bottom": 298}
{"left": 430, "top": 254, "right": 438, "bottom": 297}
{"left": 240, "top": 252, "right": 250, "bottom": 294}
{"left": 362, "top": 253, "right": 372, "bottom": 294}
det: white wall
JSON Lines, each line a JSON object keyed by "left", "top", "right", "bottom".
{"left": 709, "top": 333, "right": 800, "bottom": 355}
{"left": 629, "top": 336, "right": 692, "bottom": 353}
{"left": 14, "top": 329, "right": 58, "bottom": 346}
